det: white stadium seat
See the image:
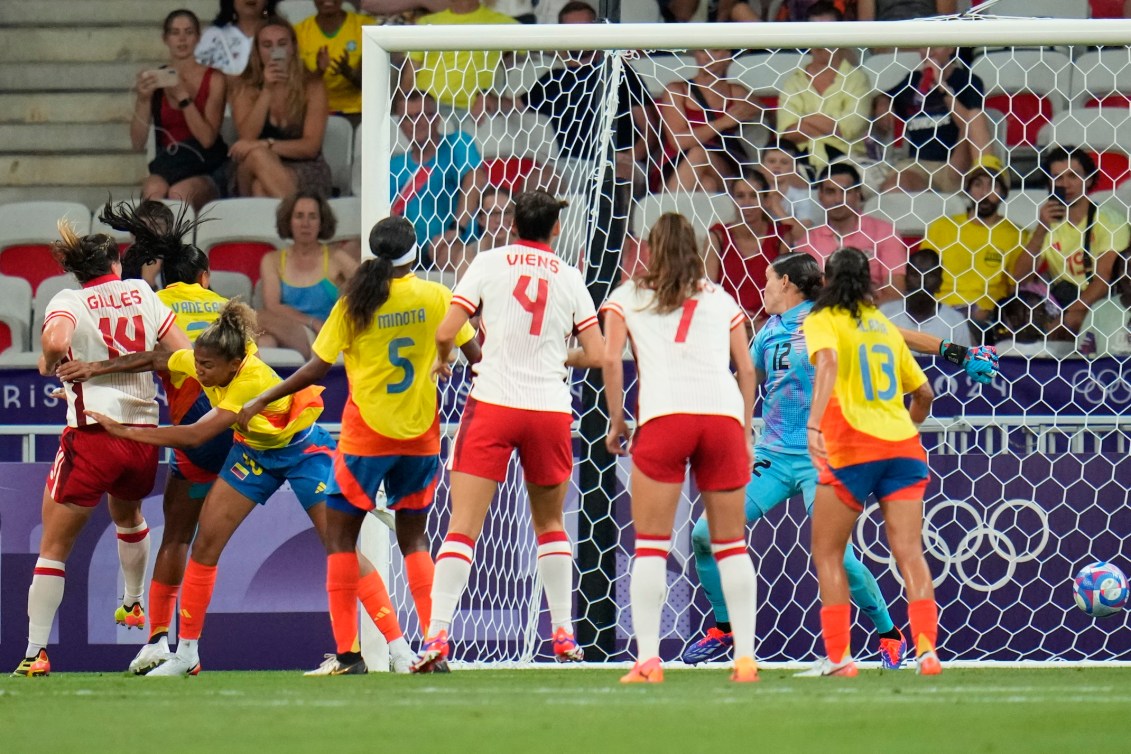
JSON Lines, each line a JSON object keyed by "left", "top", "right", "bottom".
{"left": 861, "top": 51, "right": 921, "bottom": 94}
{"left": 276, "top": 0, "right": 317, "bottom": 23}
{"left": 1069, "top": 48, "right": 1131, "bottom": 108}
{"left": 630, "top": 54, "right": 697, "bottom": 98}
{"left": 1037, "top": 108, "right": 1131, "bottom": 152}
{"left": 195, "top": 198, "right": 283, "bottom": 286}
{"left": 0, "top": 275, "right": 33, "bottom": 353}
{"left": 864, "top": 191, "right": 966, "bottom": 238}
{"left": 324, "top": 115, "right": 354, "bottom": 196}
{"left": 982, "top": 0, "right": 1088, "bottom": 18}
{"left": 328, "top": 196, "right": 362, "bottom": 243}
{"left": 733, "top": 52, "right": 807, "bottom": 99}
{"left": 208, "top": 270, "right": 254, "bottom": 303}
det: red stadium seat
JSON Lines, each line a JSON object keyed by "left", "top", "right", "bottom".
{"left": 1090, "top": 0, "right": 1124, "bottom": 18}
{"left": 1089, "top": 151, "right": 1131, "bottom": 192}
{"left": 985, "top": 93, "right": 1054, "bottom": 148}
{"left": 194, "top": 198, "right": 283, "bottom": 288}
{"left": 1086, "top": 94, "right": 1131, "bottom": 109}
{"left": 0, "top": 322, "right": 12, "bottom": 354}
{"left": 207, "top": 242, "right": 276, "bottom": 287}
{"left": 483, "top": 157, "right": 539, "bottom": 192}
{"left": 0, "top": 245, "right": 65, "bottom": 295}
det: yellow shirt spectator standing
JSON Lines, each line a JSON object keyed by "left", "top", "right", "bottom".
{"left": 402, "top": 0, "right": 519, "bottom": 113}
{"left": 294, "top": 1, "right": 375, "bottom": 124}
{"left": 921, "top": 159, "right": 1027, "bottom": 318}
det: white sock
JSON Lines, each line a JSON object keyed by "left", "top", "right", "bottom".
{"left": 536, "top": 531, "right": 574, "bottom": 634}
{"left": 177, "top": 638, "right": 199, "bottom": 661}
{"left": 116, "top": 521, "right": 151, "bottom": 606}
{"left": 630, "top": 536, "right": 671, "bottom": 662}
{"left": 26, "top": 558, "right": 66, "bottom": 657}
{"left": 713, "top": 538, "right": 757, "bottom": 661}
{"left": 427, "top": 534, "right": 475, "bottom": 638}
{"left": 388, "top": 636, "right": 415, "bottom": 662}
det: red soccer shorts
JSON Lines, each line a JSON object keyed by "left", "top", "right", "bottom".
{"left": 449, "top": 398, "right": 574, "bottom": 486}
{"left": 46, "top": 426, "right": 159, "bottom": 507}
{"left": 631, "top": 413, "right": 751, "bottom": 491}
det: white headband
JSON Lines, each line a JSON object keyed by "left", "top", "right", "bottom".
{"left": 391, "top": 243, "right": 417, "bottom": 267}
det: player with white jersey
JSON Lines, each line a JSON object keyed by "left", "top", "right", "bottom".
{"left": 412, "top": 190, "right": 605, "bottom": 673}
{"left": 602, "top": 213, "right": 759, "bottom": 684}
{"left": 12, "top": 224, "right": 189, "bottom": 677}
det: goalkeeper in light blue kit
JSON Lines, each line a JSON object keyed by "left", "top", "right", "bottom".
{"left": 683, "top": 251, "right": 998, "bottom": 667}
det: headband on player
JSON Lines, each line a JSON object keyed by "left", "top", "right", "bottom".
{"left": 391, "top": 244, "right": 417, "bottom": 267}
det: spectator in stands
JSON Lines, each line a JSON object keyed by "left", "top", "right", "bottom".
{"left": 133, "top": 10, "right": 228, "bottom": 212}
{"left": 1015, "top": 147, "right": 1131, "bottom": 333}
{"left": 431, "top": 185, "right": 513, "bottom": 275}
{"left": 993, "top": 291, "right": 1075, "bottom": 358}
{"left": 880, "top": 249, "right": 971, "bottom": 344}
{"left": 920, "top": 156, "right": 1026, "bottom": 327}
{"left": 391, "top": 89, "right": 481, "bottom": 254}
{"left": 875, "top": 46, "right": 992, "bottom": 193}
{"left": 776, "top": 2, "right": 871, "bottom": 171}
{"left": 722, "top": 0, "right": 856, "bottom": 22}
{"left": 399, "top": 0, "right": 518, "bottom": 115}
{"left": 795, "top": 162, "right": 907, "bottom": 302}
{"left": 857, "top": 0, "right": 954, "bottom": 20}
{"left": 228, "top": 17, "right": 333, "bottom": 198}
{"left": 758, "top": 141, "right": 820, "bottom": 229}
{"left": 258, "top": 191, "right": 358, "bottom": 357}
{"left": 1080, "top": 252, "right": 1131, "bottom": 357}
{"left": 294, "top": 0, "right": 374, "bottom": 129}
{"left": 358, "top": 0, "right": 449, "bottom": 21}
{"left": 196, "top": 0, "right": 279, "bottom": 77}
{"left": 657, "top": 49, "right": 761, "bottom": 192}
{"left": 706, "top": 169, "right": 791, "bottom": 323}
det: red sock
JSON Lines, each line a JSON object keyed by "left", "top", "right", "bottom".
{"left": 178, "top": 559, "right": 218, "bottom": 641}
{"left": 820, "top": 604, "right": 852, "bottom": 664}
{"left": 907, "top": 599, "right": 938, "bottom": 655}
{"left": 148, "top": 580, "right": 180, "bottom": 639}
{"left": 358, "top": 571, "right": 402, "bottom": 643}
{"left": 326, "top": 553, "right": 361, "bottom": 656}
{"left": 404, "top": 551, "right": 435, "bottom": 631}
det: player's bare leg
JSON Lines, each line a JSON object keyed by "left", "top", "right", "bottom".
{"left": 527, "top": 480, "right": 582, "bottom": 662}
{"left": 396, "top": 511, "right": 434, "bottom": 632}
{"left": 808, "top": 484, "right": 862, "bottom": 678}
{"left": 701, "top": 487, "right": 759, "bottom": 683}
{"left": 879, "top": 495, "right": 940, "bottom": 675}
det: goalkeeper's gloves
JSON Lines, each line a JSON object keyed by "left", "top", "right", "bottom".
{"left": 939, "top": 340, "right": 998, "bottom": 385}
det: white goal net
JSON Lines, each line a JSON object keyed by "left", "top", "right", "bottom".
{"left": 361, "top": 16, "right": 1131, "bottom": 665}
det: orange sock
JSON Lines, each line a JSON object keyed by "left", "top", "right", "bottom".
{"left": 326, "top": 553, "right": 361, "bottom": 655}
{"left": 404, "top": 551, "right": 435, "bottom": 630}
{"left": 820, "top": 604, "right": 852, "bottom": 664}
{"left": 907, "top": 599, "right": 938, "bottom": 655}
{"left": 148, "top": 580, "right": 180, "bottom": 639}
{"left": 179, "top": 559, "right": 217, "bottom": 641}
{"left": 358, "top": 571, "right": 403, "bottom": 643}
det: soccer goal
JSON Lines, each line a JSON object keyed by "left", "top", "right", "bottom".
{"left": 359, "top": 14, "right": 1131, "bottom": 668}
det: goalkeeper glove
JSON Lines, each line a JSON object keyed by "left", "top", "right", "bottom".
{"left": 939, "top": 340, "right": 998, "bottom": 385}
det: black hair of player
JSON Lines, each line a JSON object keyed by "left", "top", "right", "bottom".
{"left": 513, "top": 190, "right": 567, "bottom": 243}
{"left": 639, "top": 213, "right": 703, "bottom": 315}
{"left": 813, "top": 246, "right": 874, "bottom": 321}
{"left": 51, "top": 223, "right": 120, "bottom": 284}
{"left": 340, "top": 217, "right": 417, "bottom": 336}
{"left": 100, "top": 199, "right": 207, "bottom": 286}
{"left": 771, "top": 252, "right": 823, "bottom": 302}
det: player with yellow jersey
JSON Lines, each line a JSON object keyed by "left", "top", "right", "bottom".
{"left": 83, "top": 301, "right": 334, "bottom": 677}
{"left": 239, "top": 217, "right": 481, "bottom": 676}
{"left": 801, "top": 247, "right": 940, "bottom": 679}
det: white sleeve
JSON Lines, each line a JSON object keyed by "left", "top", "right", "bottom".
{"left": 599, "top": 281, "right": 630, "bottom": 321}
{"left": 147, "top": 288, "right": 178, "bottom": 344}
{"left": 451, "top": 255, "right": 486, "bottom": 315}
{"left": 571, "top": 270, "right": 599, "bottom": 333}
{"left": 722, "top": 291, "right": 746, "bottom": 331}
{"left": 43, "top": 291, "right": 81, "bottom": 332}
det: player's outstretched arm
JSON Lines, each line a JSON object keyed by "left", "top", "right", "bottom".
{"left": 56, "top": 350, "right": 171, "bottom": 383}
{"left": 237, "top": 356, "right": 333, "bottom": 432}
{"left": 85, "top": 406, "right": 235, "bottom": 449}
{"left": 601, "top": 312, "right": 630, "bottom": 455}
{"left": 896, "top": 327, "right": 999, "bottom": 385}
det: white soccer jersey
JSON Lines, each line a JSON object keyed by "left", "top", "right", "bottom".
{"left": 601, "top": 279, "right": 747, "bottom": 426}
{"left": 452, "top": 240, "right": 599, "bottom": 414}
{"left": 44, "top": 277, "right": 177, "bottom": 427}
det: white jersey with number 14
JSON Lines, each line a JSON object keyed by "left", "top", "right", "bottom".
{"left": 451, "top": 240, "right": 599, "bottom": 414}
{"left": 601, "top": 279, "right": 747, "bottom": 426}
{"left": 44, "top": 277, "right": 177, "bottom": 428}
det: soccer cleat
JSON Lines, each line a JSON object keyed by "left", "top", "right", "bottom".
{"left": 620, "top": 657, "right": 663, "bottom": 684}
{"left": 410, "top": 630, "right": 451, "bottom": 674}
{"left": 145, "top": 651, "right": 200, "bottom": 677}
{"left": 680, "top": 627, "right": 735, "bottom": 665}
{"left": 115, "top": 602, "right": 146, "bottom": 630}
{"left": 552, "top": 627, "right": 584, "bottom": 662}
{"left": 916, "top": 650, "right": 942, "bottom": 676}
{"left": 129, "top": 639, "right": 170, "bottom": 675}
{"left": 878, "top": 629, "right": 907, "bottom": 670}
{"left": 304, "top": 653, "right": 367, "bottom": 676}
{"left": 390, "top": 650, "right": 418, "bottom": 675}
{"left": 11, "top": 649, "right": 50, "bottom": 677}
{"left": 794, "top": 656, "right": 859, "bottom": 678}
{"left": 730, "top": 656, "right": 759, "bottom": 683}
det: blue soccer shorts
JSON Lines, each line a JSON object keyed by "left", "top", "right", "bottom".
{"left": 324, "top": 452, "right": 441, "bottom": 517}
{"left": 219, "top": 425, "right": 336, "bottom": 509}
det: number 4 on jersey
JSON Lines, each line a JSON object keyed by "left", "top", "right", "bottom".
{"left": 513, "top": 275, "right": 549, "bottom": 336}
{"left": 98, "top": 315, "right": 146, "bottom": 358}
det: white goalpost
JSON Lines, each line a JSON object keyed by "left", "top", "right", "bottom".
{"left": 358, "top": 16, "right": 1131, "bottom": 669}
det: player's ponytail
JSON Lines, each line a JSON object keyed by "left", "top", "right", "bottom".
{"left": 813, "top": 246, "right": 873, "bottom": 321}
{"left": 771, "top": 252, "right": 823, "bottom": 302}
{"left": 100, "top": 199, "right": 208, "bottom": 286}
{"left": 341, "top": 217, "right": 418, "bottom": 335}
{"left": 196, "top": 300, "right": 257, "bottom": 361}
{"left": 639, "top": 212, "right": 703, "bottom": 314}
{"left": 52, "top": 220, "right": 120, "bottom": 284}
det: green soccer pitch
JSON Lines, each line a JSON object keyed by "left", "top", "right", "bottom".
{"left": 5, "top": 668, "right": 1129, "bottom": 753}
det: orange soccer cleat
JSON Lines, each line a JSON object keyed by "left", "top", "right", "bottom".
{"left": 620, "top": 657, "right": 663, "bottom": 684}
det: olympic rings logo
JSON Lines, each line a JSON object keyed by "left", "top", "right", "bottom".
{"left": 1070, "top": 367, "right": 1131, "bottom": 405}
{"left": 854, "top": 498, "right": 1050, "bottom": 593}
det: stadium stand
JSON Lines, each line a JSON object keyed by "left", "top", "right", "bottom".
{"left": 194, "top": 198, "right": 283, "bottom": 287}
{"left": 0, "top": 275, "right": 33, "bottom": 354}
{"left": 0, "top": 201, "right": 90, "bottom": 295}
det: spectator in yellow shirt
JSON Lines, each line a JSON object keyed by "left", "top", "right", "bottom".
{"left": 400, "top": 0, "right": 518, "bottom": 114}
{"left": 294, "top": 0, "right": 375, "bottom": 127}
{"left": 920, "top": 157, "right": 1027, "bottom": 325}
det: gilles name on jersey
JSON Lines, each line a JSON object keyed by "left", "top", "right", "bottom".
{"left": 507, "top": 251, "right": 560, "bottom": 273}
{"left": 86, "top": 289, "right": 143, "bottom": 310}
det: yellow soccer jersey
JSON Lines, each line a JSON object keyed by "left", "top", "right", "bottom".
{"left": 923, "top": 214, "right": 1027, "bottom": 311}
{"left": 1042, "top": 204, "right": 1131, "bottom": 288}
{"left": 407, "top": 6, "right": 519, "bottom": 109}
{"left": 166, "top": 349, "right": 322, "bottom": 450}
{"left": 158, "top": 282, "right": 226, "bottom": 342}
{"left": 802, "top": 305, "right": 926, "bottom": 443}
{"left": 312, "top": 273, "right": 474, "bottom": 453}
{"left": 294, "top": 11, "right": 374, "bottom": 115}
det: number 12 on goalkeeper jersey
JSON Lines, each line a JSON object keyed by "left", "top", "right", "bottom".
{"left": 451, "top": 240, "right": 599, "bottom": 414}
